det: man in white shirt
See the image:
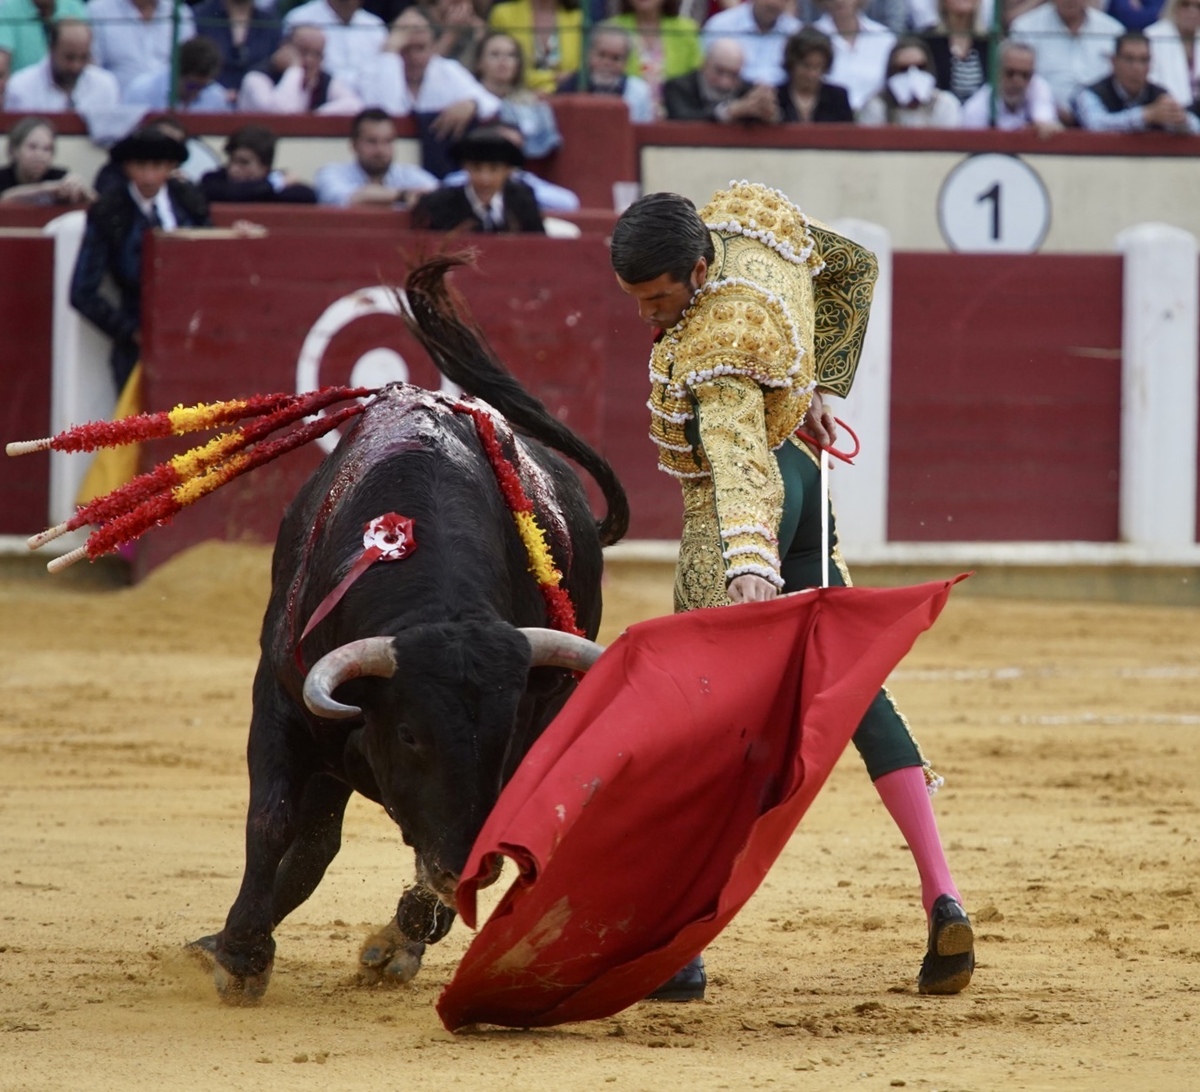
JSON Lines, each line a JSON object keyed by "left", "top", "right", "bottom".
{"left": 961, "top": 40, "right": 1060, "bottom": 134}
{"left": 358, "top": 8, "right": 498, "bottom": 130}
{"left": 1010, "top": 0, "right": 1123, "bottom": 124}
{"left": 812, "top": 0, "right": 897, "bottom": 113}
{"left": 702, "top": 0, "right": 803, "bottom": 86}
{"left": 238, "top": 24, "right": 363, "bottom": 114}
{"left": 282, "top": 0, "right": 387, "bottom": 94}
{"left": 88, "top": 0, "right": 196, "bottom": 95}
{"left": 358, "top": 7, "right": 499, "bottom": 176}
{"left": 313, "top": 106, "right": 439, "bottom": 207}
{"left": 5, "top": 18, "right": 120, "bottom": 112}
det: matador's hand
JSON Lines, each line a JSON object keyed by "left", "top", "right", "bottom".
{"left": 802, "top": 389, "right": 838, "bottom": 449}
{"left": 727, "top": 574, "right": 779, "bottom": 604}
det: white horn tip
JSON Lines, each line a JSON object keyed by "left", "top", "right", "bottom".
{"left": 6, "top": 438, "right": 52, "bottom": 456}
{"left": 28, "top": 521, "right": 72, "bottom": 550}
{"left": 47, "top": 545, "right": 89, "bottom": 573}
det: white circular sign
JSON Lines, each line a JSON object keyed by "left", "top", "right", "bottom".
{"left": 294, "top": 285, "right": 457, "bottom": 453}
{"left": 938, "top": 153, "right": 1051, "bottom": 254}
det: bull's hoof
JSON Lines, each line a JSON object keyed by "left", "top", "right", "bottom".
{"left": 358, "top": 920, "right": 425, "bottom": 985}
{"left": 187, "top": 934, "right": 273, "bottom": 1003}
{"left": 213, "top": 958, "right": 274, "bottom": 1005}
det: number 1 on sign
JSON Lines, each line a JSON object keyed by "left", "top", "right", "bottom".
{"left": 976, "top": 182, "right": 1000, "bottom": 241}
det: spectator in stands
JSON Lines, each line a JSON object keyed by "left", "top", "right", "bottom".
{"left": 922, "top": 0, "right": 988, "bottom": 104}
{"left": 487, "top": 0, "right": 585, "bottom": 95}
{"left": 439, "top": 120, "right": 579, "bottom": 209}
{"left": 70, "top": 126, "right": 212, "bottom": 394}
{"left": 238, "top": 23, "right": 363, "bottom": 112}
{"left": 89, "top": 0, "right": 197, "bottom": 96}
{"left": 360, "top": 7, "right": 500, "bottom": 126}
{"left": 777, "top": 28, "right": 854, "bottom": 121}
{"left": 282, "top": 0, "right": 388, "bottom": 92}
{"left": 0, "top": 47, "right": 10, "bottom": 109}
{"left": 359, "top": 7, "right": 501, "bottom": 176}
{"left": 200, "top": 124, "right": 318, "bottom": 202}
{"left": 663, "top": 36, "right": 781, "bottom": 119}
{"left": 557, "top": 25, "right": 657, "bottom": 120}
{"left": 812, "top": 0, "right": 897, "bottom": 113}
{"left": 126, "top": 35, "right": 233, "bottom": 112}
{"left": 701, "top": 0, "right": 802, "bottom": 85}
{"left": 0, "top": 115, "right": 95, "bottom": 204}
{"left": 4, "top": 18, "right": 121, "bottom": 112}
{"left": 1011, "top": 0, "right": 1124, "bottom": 125}
{"left": 960, "top": 38, "right": 1061, "bottom": 133}
{"left": 1147, "top": 0, "right": 1200, "bottom": 108}
{"left": 411, "top": 124, "right": 545, "bottom": 232}
{"left": 858, "top": 34, "right": 961, "bottom": 124}
{"left": 0, "top": 0, "right": 88, "bottom": 74}
{"left": 604, "top": 0, "right": 704, "bottom": 112}
{"left": 1075, "top": 28, "right": 1200, "bottom": 130}
{"left": 193, "top": 0, "right": 283, "bottom": 104}
{"left": 313, "top": 106, "right": 439, "bottom": 206}
{"left": 92, "top": 116, "right": 190, "bottom": 195}
{"left": 422, "top": 0, "right": 488, "bottom": 71}
{"left": 474, "top": 31, "right": 564, "bottom": 157}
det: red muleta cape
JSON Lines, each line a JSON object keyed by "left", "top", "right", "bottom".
{"left": 438, "top": 577, "right": 966, "bottom": 1030}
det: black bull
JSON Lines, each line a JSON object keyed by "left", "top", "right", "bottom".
{"left": 192, "top": 257, "right": 629, "bottom": 1002}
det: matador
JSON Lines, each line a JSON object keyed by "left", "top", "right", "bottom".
{"left": 610, "top": 182, "right": 975, "bottom": 1002}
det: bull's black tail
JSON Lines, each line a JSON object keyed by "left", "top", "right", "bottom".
{"left": 400, "top": 254, "right": 630, "bottom": 547}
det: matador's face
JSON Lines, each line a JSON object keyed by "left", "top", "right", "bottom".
{"left": 615, "top": 257, "right": 708, "bottom": 331}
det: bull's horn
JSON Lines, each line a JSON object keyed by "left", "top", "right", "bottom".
{"left": 303, "top": 637, "right": 398, "bottom": 720}
{"left": 520, "top": 628, "right": 605, "bottom": 672}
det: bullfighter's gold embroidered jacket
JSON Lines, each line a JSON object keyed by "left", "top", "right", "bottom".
{"left": 645, "top": 182, "right": 878, "bottom": 609}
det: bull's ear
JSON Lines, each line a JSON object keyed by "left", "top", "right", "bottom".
{"left": 519, "top": 628, "right": 605, "bottom": 672}
{"left": 304, "top": 637, "right": 399, "bottom": 719}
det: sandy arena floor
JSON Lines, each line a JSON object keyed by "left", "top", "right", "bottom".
{"left": 2, "top": 542, "right": 1199, "bottom": 1092}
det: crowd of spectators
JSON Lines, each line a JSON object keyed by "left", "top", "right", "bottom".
{"left": 1, "top": 0, "right": 1198, "bottom": 219}
{"left": 3, "top": 0, "right": 1197, "bottom": 125}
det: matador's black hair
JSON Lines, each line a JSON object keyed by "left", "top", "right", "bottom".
{"left": 609, "top": 192, "right": 715, "bottom": 286}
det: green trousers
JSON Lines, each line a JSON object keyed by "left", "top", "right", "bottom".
{"left": 776, "top": 439, "right": 925, "bottom": 780}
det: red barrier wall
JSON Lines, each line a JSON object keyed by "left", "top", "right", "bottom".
{"left": 0, "top": 233, "right": 53, "bottom": 534}
{"left": 2, "top": 230, "right": 1172, "bottom": 566}
{"left": 889, "top": 254, "right": 1123, "bottom": 541}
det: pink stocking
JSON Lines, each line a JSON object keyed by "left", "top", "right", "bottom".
{"left": 872, "top": 766, "right": 961, "bottom": 920}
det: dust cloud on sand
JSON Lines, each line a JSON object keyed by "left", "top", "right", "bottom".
{"left": 2, "top": 542, "right": 1199, "bottom": 1091}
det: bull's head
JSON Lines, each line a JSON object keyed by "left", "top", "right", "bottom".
{"left": 302, "top": 625, "right": 602, "bottom": 903}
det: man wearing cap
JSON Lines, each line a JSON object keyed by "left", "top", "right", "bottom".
{"left": 410, "top": 125, "right": 544, "bottom": 233}
{"left": 70, "top": 126, "right": 211, "bottom": 393}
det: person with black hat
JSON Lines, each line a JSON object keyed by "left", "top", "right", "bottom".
{"left": 410, "top": 124, "right": 544, "bottom": 233}
{"left": 69, "top": 125, "right": 212, "bottom": 395}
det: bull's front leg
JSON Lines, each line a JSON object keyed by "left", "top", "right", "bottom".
{"left": 359, "top": 882, "right": 455, "bottom": 985}
{"left": 194, "top": 688, "right": 317, "bottom": 1004}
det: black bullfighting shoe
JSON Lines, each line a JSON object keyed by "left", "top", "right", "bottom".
{"left": 644, "top": 954, "right": 707, "bottom": 1002}
{"left": 917, "top": 894, "right": 975, "bottom": 995}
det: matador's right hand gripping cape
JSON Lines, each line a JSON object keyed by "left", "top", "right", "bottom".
{"left": 646, "top": 182, "right": 879, "bottom": 607}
